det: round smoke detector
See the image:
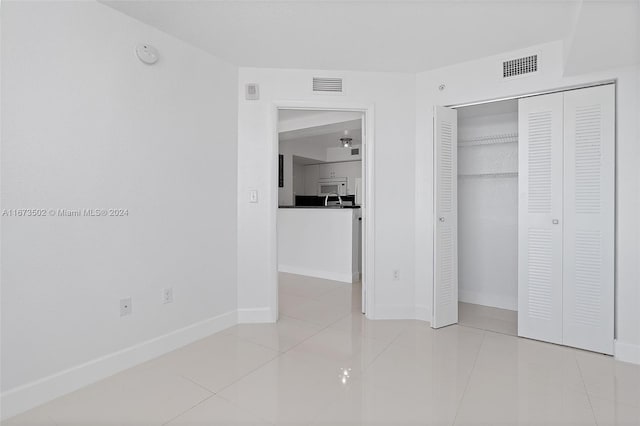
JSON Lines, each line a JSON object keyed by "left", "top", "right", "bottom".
{"left": 136, "top": 44, "right": 159, "bottom": 65}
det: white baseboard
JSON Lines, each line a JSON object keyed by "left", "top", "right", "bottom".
{"left": 0, "top": 310, "right": 236, "bottom": 421}
{"left": 615, "top": 340, "right": 640, "bottom": 365}
{"left": 459, "top": 289, "right": 517, "bottom": 311}
{"left": 237, "top": 307, "right": 274, "bottom": 323}
{"left": 278, "top": 265, "right": 354, "bottom": 283}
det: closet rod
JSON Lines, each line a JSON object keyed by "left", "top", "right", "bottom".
{"left": 446, "top": 80, "right": 615, "bottom": 109}
{"left": 458, "top": 172, "right": 518, "bottom": 178}
{"left": 458, "top": 133, "right": 518, "bottom": 147}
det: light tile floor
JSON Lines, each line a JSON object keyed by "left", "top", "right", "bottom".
{"left": 458, "top": 301, "right": 518, "bottom": 336}
{"left": 4, "top": 272, "right": 640, "bottom": 425}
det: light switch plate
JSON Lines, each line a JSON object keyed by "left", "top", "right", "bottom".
{"left": 249, "top": 190, "right": 258, "bottom": 203}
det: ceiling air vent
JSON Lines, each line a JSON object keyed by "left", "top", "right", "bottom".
{"left": 313, "top": 77, "right": 343, "bottom": 93}
{"left": 503, "top": 54, "right": 538, "bottom": 78}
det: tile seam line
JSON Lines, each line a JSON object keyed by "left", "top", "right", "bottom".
{"left": 302, "top": 318, "right": 413, "bottom": 423}
{"left": 160, "top": 392, "right": 217, "bottom": 426}
{"left": 278, "top": 310, "right": 359, "bottom": 355}
{"left": 450, "top": 329, "right": 487, "bottom": 426}
{"left": 575, "top": 354, "right": 603, "bottom": 426}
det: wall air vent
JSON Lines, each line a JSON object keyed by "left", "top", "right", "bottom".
{"left": 503, "top": 54, "right": 538, "bottom": 78}
{"left": 313, "top": 77, "right": 343, "bottom": 93}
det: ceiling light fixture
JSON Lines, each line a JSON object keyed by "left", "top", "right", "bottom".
{"left": 340, "top": 137, "right": 353, "bottom": 148}
{"left": 339, "top": 130, "right": 352, "bottom": 148}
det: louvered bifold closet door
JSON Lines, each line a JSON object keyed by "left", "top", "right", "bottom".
{"left": 562, "top": 85, "right": 614, "bottom": 354}
{"left": 518, "top": 93, "right": 564, "bottom": 345}
{"left": 432, "top": 106, "right": 458, "bottom": 328}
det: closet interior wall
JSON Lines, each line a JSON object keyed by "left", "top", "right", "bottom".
{"left": 457, "top": 100, "right": 519, "bottom": 311}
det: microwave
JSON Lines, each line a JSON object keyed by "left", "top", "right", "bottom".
{"left": 317, "top": 178, "right": 347, "bottom": 196}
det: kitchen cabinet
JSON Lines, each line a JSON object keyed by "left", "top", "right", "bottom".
{"left": 318, "top": 163, "right": 337, "bottom": 179}
{"left": 319, "top": 162, "right": 361, "bottom": 179}
{"left": 305, "top": 161, "right": 362, "bottom": 195}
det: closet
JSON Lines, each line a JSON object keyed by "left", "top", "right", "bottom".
{"left": 433, "top": 84, "right": 615, "bottom": 355}
{"left": 457, "top": 100, "right": 519, "bottom": 335}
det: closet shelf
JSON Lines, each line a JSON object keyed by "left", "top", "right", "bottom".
{"left": 458, "top": 133, "right": 518, "bottom": 147}
{"left": 458, "top": 171, "right": 518, "bottom": 178}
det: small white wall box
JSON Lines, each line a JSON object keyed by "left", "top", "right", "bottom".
{"left": 245, "top": 83, "right": 260, "bottom": 100}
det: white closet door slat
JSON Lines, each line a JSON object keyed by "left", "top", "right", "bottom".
{"left": 432, "top": 106, "right": 458, "bottom": 328}
{"left": 518, "top": 93, "right": 564, "bottom": 344}
{"left": 562, "top": 85, "right": 615, "bottom": 354}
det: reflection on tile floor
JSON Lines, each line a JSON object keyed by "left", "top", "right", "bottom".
{"left": 4, "top": 272, "right": 639, "bottom": 425}
{"left": 458, "top": 301, "right": 518, "bottom": 336}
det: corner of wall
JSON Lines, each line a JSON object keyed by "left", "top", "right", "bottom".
{"left": 561, "top": 0, "right": 584, "bottom": 75}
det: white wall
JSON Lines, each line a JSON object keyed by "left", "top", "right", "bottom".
{"left": 278, "top": 136, "right": 326, "bottom": 206}
{"left": 278, "top": 208, "right": 358, "bottom": 283}
{"left": 292, "top": 162, "right": 306, "bottom": 197}
{"left": 415, "top": 40, "right": 640, "bottom": 362}
{"left": 1, "top": 0, "right": 238, "bottom": 416}
{"left": 238, "top": 68, "right": 416, "bottom": 320}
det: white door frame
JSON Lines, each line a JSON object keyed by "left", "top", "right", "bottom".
{"left": 270, "top": 101, "right": 376, "bottom": 320}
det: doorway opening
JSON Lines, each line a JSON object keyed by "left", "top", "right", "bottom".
{"left": 455, "top": 99, "right": 519, "bottom": 336}
{"left": 274, "top": 107, "right": 372, "bottom": 325}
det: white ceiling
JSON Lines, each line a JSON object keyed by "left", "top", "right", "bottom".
{"left": 102, "top": 0, "right": 584, "bottom": 72}
{"left": 285, "top": 126, "right": 363, "bottom": 165}
{"left": 279, "top": 110, "right": 333, "bottom": 122}
{"left": 279, "top": 110, "right": 362, "bottom": 127}
{"left": 280, "top": 119, "right": 362, "bottom": 143}
{"left": 279, "top": 110, "right": 363, "bottom": 133}
{"left": 563, "top": 1, "right": 640, "bottom": 75}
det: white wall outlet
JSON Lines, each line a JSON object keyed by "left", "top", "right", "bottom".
{"left": 162, "top": 288, "right": 173, "bottom": 304}
{"left": 248, "top": 189, "right": 258, "bottom": 203}
{"left": 120, "top": 297, "right": 132, "bottom": 316}
{"left": 393, "top": 269, "right": 400, "bottom": 281}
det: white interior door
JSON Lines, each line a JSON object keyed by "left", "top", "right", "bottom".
{"left": 518, "top": 93, "right": 564, "bottom": 345}
{"left": 562, "top": 85, "right": 615, "bottom": 354}
{"left": 432, "top": 106, "right": 458, "bottom": 328}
